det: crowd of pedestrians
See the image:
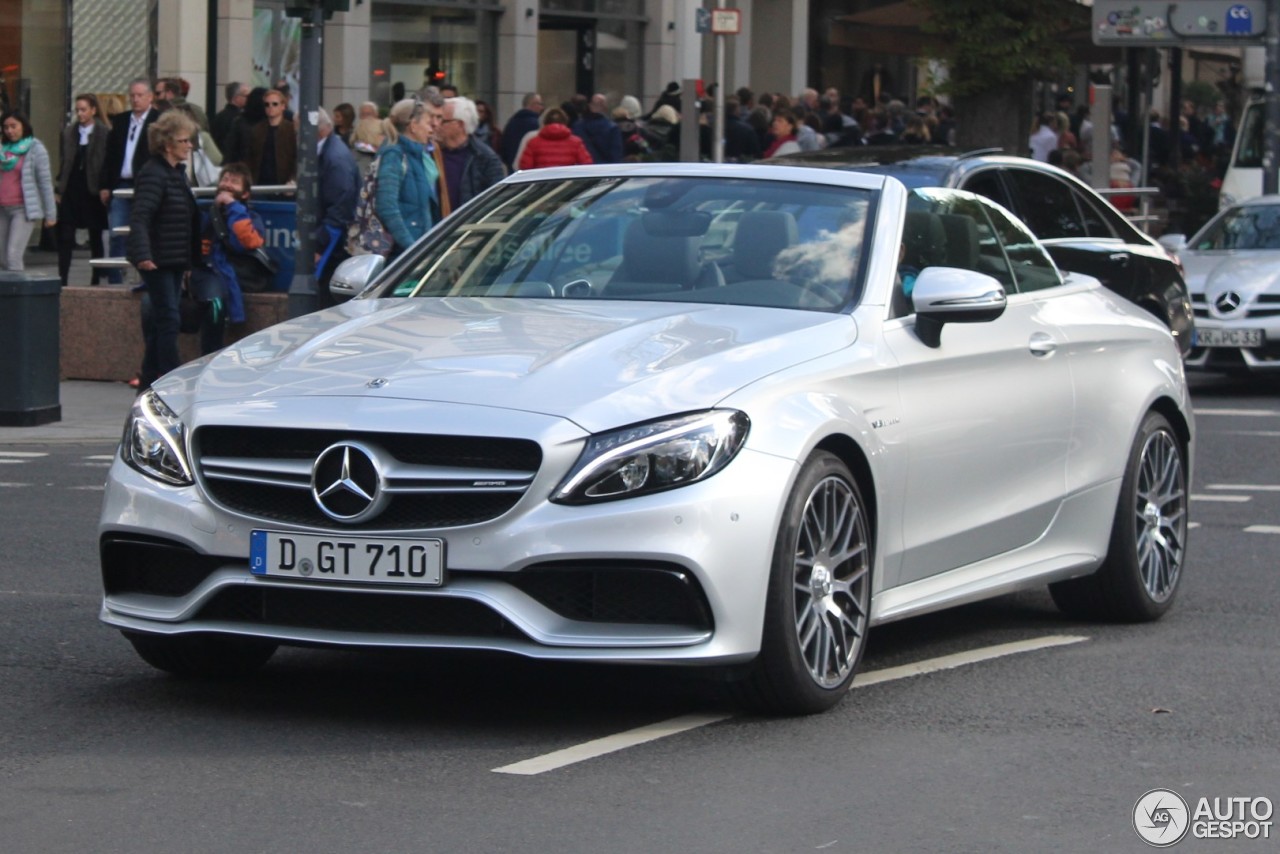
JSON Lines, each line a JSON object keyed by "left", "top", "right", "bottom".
{"left": 3, "top": 75, "right": 966, "bottom": 392}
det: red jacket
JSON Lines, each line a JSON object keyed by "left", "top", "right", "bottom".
{"left": 519, "top": 124, "right": 594, "bottom": 170}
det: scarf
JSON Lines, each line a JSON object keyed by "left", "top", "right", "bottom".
{"left": 0, "top": 136, "right": 35, "bottom": 171}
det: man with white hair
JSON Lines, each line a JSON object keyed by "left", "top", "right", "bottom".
{"left": 438, "top": 96, "right": 506, "bottom": 212}
{"left": 358, "top": 101, "right": 379, "bottom": 121}
{"left": 314, "top": 106, "right": 360, "bottom": 306}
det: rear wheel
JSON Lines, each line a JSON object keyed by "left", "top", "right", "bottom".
{"left": 1050, "top": 411, "right": 1187, "bottom": 621}
{"left": 734, "top": 452, "right": 872, "bottom": 715}
{"left": 125, "top": 632, "right": 278, "bottom": 677}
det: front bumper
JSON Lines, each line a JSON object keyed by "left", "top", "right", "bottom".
{"left": 99, "top": 444, "right": 797, "bottom": 665}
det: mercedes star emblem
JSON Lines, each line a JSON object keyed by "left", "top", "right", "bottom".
{"left": 1214, "top": 291, "right": 1243, "bottom": 314}
{"left": 311, "top": 442, "right": 389, "bottom": 523}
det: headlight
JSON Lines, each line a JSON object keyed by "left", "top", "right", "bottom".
{"left": 553, "top": 410, "right": 749, "bottom": 504}
{"left": 121, "top": 390, "right": 193, "bottom": 486}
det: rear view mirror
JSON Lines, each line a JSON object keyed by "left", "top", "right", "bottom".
{"left": 330, "top": 254, "right": 386, "bottom": 302}
{"left": 1157, "top": 234, "right": 1187, "bottom": 253}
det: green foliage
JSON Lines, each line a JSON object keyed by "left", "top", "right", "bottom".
{"left": 915, "top": 0, "right": 1087, "bottom": 96}
{"left": 1182, "top": 80, "right": 1222, "bottom": 110}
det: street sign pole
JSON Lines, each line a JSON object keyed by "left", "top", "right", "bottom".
{"left": 1266, "top": 0, "right": 1280, "bottom": 194}
{"left": 714, "top": 6, "right": 725, "bottom": 164}
{"left": 288, "top": 2, "right": 323, "bottom": 319}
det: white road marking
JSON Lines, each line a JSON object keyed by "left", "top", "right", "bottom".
{"left": 1194, "top": 408, "right": 1279, "bottom": 417}
{"left": 1191, "top": 494, "right": 1251, "bottom": 503}
{"left": 1188, "top": 522, "right": 1201, "bottom": 529}
{"left": 492, "top": 634, "right": 1090, "bottom": 776}
{"left": 1244, "top": 525, "right": 1280, "bottom": 535}
{"left": 84, "top": 455, "right": 115, "bottom": 461}
{"left": 0, "top": 451, "right": 47, "bottom": 458}
{"left": 0, "top": 483, "right": 32, "bottom": 488}
{"left": 0, "top": 459, "right": 29, "bottom": 464}
{"left": 850, "top": 634, "right": 1090, "bottom": 687}
{"left": 1206, "top": 483, "right": 1280, "bottom": 491}
{"left": 492, "top": 713, "right": 733, "bottom": 776}
{"left": 69, "top": 485, "right": 105, "bottom": 491}
{"left": 1219, "top": 430, "right": 1280, "bottom": 438}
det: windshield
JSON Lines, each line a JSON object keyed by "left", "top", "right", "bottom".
{"left": 372, "top": 175, "right": 876, "bottom": 311}
{"left": 1193, "top": 204, "right": 1280, "bottom": 250}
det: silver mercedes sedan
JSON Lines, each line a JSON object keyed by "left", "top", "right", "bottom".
{"left": 100, "top": 164, "right": 1192, "bottom": 715}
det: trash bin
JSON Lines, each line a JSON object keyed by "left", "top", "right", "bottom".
{"left": 0, "top": 272, "right": 61, "bottom": 426}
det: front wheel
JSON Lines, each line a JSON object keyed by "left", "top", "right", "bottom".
{"left": 1050, "top": 411, "right": 1188, "bottom": 622}
{"left": 734, "top": 452, "right": 872, "bottom": 715}
{"left": 125, "top": 632, "right": 278, "bottom": 677}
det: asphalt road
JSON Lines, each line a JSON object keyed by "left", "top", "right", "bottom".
{"left": 1, "top": 374, "right": 1277, "bottom": 853}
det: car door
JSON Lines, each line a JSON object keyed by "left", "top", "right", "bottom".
{"left": 883, "top": 190, "right": 1074, "bottom": 587}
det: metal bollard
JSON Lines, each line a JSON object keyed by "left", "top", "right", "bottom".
{"left": 0, "top": 271, "right": 61, "bottom": 426}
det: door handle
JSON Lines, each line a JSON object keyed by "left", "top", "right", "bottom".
{"left": 1029, "top": 332, "right": 1057, "bottom": 357}
{"left": 1109, "top": 252, "right": 1130, "bottom": 266}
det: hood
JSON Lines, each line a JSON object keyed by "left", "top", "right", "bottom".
{"left": 1181, "top": 250, "right": 1280, "bottom": 308}
{"left": 158, "top": 297, "right": 855, "bottom": 433}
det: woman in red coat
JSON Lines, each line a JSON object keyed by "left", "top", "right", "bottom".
{"left": 518, "top": 108, "right": 593, "bottom": 170}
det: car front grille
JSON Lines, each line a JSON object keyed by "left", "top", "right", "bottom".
{"left": 197, "top": 586, "right": 524, "bottom": 638}
{"left": 193, "top": 427, "right": 542, "bottom": 531}
{"left": 1191, "top": 291, "right": 1280, "bottom": 320}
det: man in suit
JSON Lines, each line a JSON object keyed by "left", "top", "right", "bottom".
{"left": 313, "top": 107, "right": 360, "bottom": 307}
{"left": 99, "top": 77, "right": 160, "bottom": 283}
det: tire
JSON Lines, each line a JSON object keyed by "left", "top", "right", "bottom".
{"left": 124, "top": 632, "right": 277, "bottom": 677}
{"left": 733, "top": 452, "right": 872, "bottom": 715}
{"left": 1050, "top": 411, "right": 1188, "bottom": 622}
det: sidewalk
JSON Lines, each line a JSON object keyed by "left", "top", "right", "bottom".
{"left": 0, "top": 380, "right": 137, "bottom": 445}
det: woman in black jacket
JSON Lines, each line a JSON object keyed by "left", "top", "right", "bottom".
{"left": 55, "top": 93, "right": 110, "bottom": 285}
{"left": 127, "top": 111, "right": 200, "bottom": 390}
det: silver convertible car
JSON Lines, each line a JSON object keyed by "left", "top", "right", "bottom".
{"left": 1161, "top": 194, "right": 1280, "bottom": 375}
{"left": 101, "top": 164, "right": 1192, "bottom": 714}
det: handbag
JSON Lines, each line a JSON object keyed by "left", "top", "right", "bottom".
{"left": 347, "top": 152, "right": 405, "bottom": 258}
{"left": 189, "top": 147, "right": 219, "bottom": 187}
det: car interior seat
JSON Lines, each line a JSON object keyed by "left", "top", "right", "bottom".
{"left": 606, "top": 218, "right": 724, "bottom": 297}
{"left": 728, "top": 210, "right": 800, "bottom": 282}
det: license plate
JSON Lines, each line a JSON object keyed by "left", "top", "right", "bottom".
{"left": 250, "top": 531, "right": 444, "bottom": 586}
{"left": 1196, "top": 327, "right": 1265, "bottom": 348}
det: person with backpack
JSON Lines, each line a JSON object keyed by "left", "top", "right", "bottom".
{"left": 367, "top": 96, "right": 447, "bottom": 259}
{"left": 190, "top": 161, "right": 269, "bottom": 354}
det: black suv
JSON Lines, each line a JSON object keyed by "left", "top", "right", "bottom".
{"left": 774, "top": 148, "right": 1193, "bottom": 354}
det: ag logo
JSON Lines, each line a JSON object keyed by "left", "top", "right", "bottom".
{"left": 1134, "top": 788, "right": 1191, "bottom": 846}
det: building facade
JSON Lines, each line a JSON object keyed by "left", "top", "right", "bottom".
{"left": 0, "top": 0, "right": 816, "bottom": 136}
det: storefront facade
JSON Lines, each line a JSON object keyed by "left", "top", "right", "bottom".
{"left": 29, "top": 0, "right": 804, "bottom": 136}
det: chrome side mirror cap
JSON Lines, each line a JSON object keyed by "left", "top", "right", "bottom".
{"left": 912, "top": 266, "right": 1007, "bottom": 348}
{"left": 329, "top": 254, "right": 386, "bottom": 302}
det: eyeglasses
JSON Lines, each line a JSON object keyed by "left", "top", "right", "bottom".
{"left": 173, "top": 138, "right": 194, "bottom": 145}
{"left": 265, "top": 101, "right": 284, "bottom": 107}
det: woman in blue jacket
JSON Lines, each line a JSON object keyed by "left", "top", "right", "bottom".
{"left": 375, "top": 96, "right": 446, "bottom": 258}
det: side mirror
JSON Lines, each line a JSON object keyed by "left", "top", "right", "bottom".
{"left": 329, "top": 254, "right": 386, "bottom": 302}
{"left": 912, "top": 267, "right": 1007, "bottom": 348}
{"left": 1157, "top": 233, "right": 1188, "bottom": 253}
